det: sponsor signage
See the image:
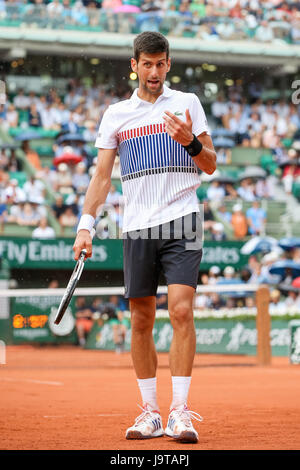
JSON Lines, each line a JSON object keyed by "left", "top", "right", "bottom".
{"left": 10, "top": 296, "right": 77, "bottom": 344}
{"left": 85, "top": 317, "right": 293, "bottom": 357}
{"left": 0, "top": 237, "right": 248, "bottom": 270}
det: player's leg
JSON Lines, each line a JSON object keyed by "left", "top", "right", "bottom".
{"left": 159, "top": 213, "right": 203, "bottom": 442}
{"left": 126, "top": 295, "right": 163, "bottom": 439}
{"left": 168, "top": 284, "right": 196, "bottom": 377}
{"left": 130, "top": 296, "right": 157, "bottom": 379}
{"left": 165, "top": 284, "right": 203, "bottom": 443}
{"left": 123, "top": 232, "right": 163, "bottom": 439}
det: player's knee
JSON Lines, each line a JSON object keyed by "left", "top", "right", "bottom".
{"left": 169, "top": 303, "right": 193, "bottom": 328}
{"left": 131, "top": 310, "right": 154, "bottom": 333}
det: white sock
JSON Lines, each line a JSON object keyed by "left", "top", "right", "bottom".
{"left": 171, "top": 376, "right": 192, "bottom": 410}
{"left": 137, "top": 377, "right": 159, "bottom": 412}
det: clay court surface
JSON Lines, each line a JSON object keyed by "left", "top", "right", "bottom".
{"left": 1, "top": 345, "right": 300, "bottom": 450}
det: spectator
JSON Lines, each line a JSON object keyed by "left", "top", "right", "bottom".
{"left": 36, "top": 165, "right": 59, "bottom": 190}
{"left": 231, "top": 203, "right": 248, "bottom": 239}
{"left": 2, "top": 178, "right": 26, "bottom": 205}
{"left": 216, "top": 203, "right": 231, "bottom": 224}
{"left": 211, "top": 222, "right": 227, "bottom": 241}
{"left": 72, "top": 162, "right": 90, "bottom": 194}
{"left": 237, "top": 178, "right": 256, "bottom": 202}
{"left": 64, "top": 192, "right": 81, "bottom": 217}
{"left": 29, "top": 197, "right": 47, "bottom": 219}
{"left": 13, "top": 89, "right": 30, "bottom": 110}
{"left": 156, "top": 293, "right": 168, "bottom": 309}
{"left": 6, "top": 103, "right": 19, "bottom": 128}
{"left": 32, "top": 217, "right": 56, "bottom": 239}
{"left": 59, "top": 206, "right": 78, "bottom": 232}
{"left": 240, "top": 267, "right": 252, "bottom": 283}
{"left": 56, "top": 163, "right": 73, "bottom": 194}
{"left": 210, "top": 292, "right": 225, "bottom": 310}
{"left": 102, "top": 295, "right": 128, "bottom": 354}
{"left": 254, "top": 20, "right": 274, "bottom": 42}
{"left": 194, "top": 290, "right": 210, "bottom": 310}
{"left": 21, "top": 140, "right": 43, "bottom": 172}
{"left": 284, "top": 290, "right": 300, "bottom": 310}
{"left": 269, "top": 289, "right": 286, "bottom": 313}
{"left": 282, "top": 161, "right": 300, "bottom": 195}
{"left": 203, "top": 199, "right": 215, "bottom": 231}
{"left": 0, "top": 202, "right": 7, "bottom": 233}
{"left": 106, "top": 184, "right": 122, "bottom": 206}
{"left": 23, "top": 176, "right": 46, "bottom": 204}
{"left": 71, "top": 1, "right": 89, "bottom": 25}
{"left": 224, "top": 183, "right": 238, "bottom": 199}
{"left": 28, "top": 104, "right": 42, "bottom": 128}
{"left": 16, "top": 201, "right": 40, "bottom": 227}
{"left": 48, "top": 278, "right": 59, "bottom": 288}
{"left": 6, "top": 150, "right": 22, "bottom": 172}
{"left": 208, "top": 265, "right": 221, "bottom": 284}
{"left": 52, "top": 194, "right": 68, "bottom": 220}
{"left": 207, "top": 180, "right": 226, "bottom": 201}
{"left": 75, "top": 296, "right": 94, "bottom": 347}
{"left": 211, "top": 94, "right": 228, "bottom": 125}
{"left": 255, "top": 175, "right": 276, "bottom": 199}
{"left": 83, "top": 120, "right": 98, "bottom": 142}
{"left": 47, "top": 0, "right": 64, "bottom": 17}
{"left": 246, "top": 200, "right": 267, "bottom": 236}
{"left": 109, "top": 202, "right": 123, "bottom": 236}
{"left": 222, "top": 266, "right": 235, "bottom": 280}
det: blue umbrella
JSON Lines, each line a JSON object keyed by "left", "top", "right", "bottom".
{"left": 15, "top": 131, "right": 41, "bottom": 141}
{"left": 56, "top": 133, "right": 86, "bottom": 145}
{"left": 240, "top": 236, "right": 279, "bottom": 255}
{"left": 0, "top": 142, "right": 21, "bottom": 149}
{"left": 269, "top": 260, "right": 300, "bottom": 279}
{"left": 278, "top": 237, "right": 300, "bottom": 251}
{"left": 212, "top": 136, "right": 235, "bottom": 148}
{"left": 212, "top": 129, "right": 236, "bottom": 139}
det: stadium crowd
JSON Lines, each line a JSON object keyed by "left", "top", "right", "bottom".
{"left": 0, "top": 81, "right": 299, "bottom": 314}
{"left": 0, "top": 0, "right": 300, "bottom": 43}
{"left": 1, "top": 75, "right": 299, "bottom": 238}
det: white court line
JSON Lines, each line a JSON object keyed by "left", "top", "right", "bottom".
{"left": 0, "top": 377, "right": 63, "bottom": 386}
{"left": 44, "top": 414, "right": 126, "bottom": 419}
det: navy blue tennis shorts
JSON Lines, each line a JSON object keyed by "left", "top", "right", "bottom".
{"left": 122, "top": 212, "right": 203, "bottom": 299}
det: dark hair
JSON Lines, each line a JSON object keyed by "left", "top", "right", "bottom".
{"left": 133, "top": 32, "right": 169, "bottom": 62}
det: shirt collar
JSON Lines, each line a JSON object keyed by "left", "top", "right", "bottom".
{"left": 130, "top": 84, "right": 173, "bottom": 108}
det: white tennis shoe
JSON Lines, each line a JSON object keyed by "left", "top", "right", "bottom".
{"left": 165, "top": 404, "right": 203, "bottom": 443}
{"left": 126, "top": 404, "right": 164, "bottom": 440}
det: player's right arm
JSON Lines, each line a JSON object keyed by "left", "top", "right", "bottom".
{"left": 73, "top": 147, "right": 117, "bottom": 260}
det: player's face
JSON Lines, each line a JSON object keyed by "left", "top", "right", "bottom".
{"left": 131, "top": 52, "right": 171, "bottom": 99}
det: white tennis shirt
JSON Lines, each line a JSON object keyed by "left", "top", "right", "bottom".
{"left": 95, "top": 85, "right": 210, "bottom": 233}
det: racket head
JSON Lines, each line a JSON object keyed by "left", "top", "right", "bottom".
{"left": 54, "top": 250, "right": 87, "bottom": 325}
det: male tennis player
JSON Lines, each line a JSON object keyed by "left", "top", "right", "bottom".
{"left": 73, "top": 32, "right": 216, "bottom": 443}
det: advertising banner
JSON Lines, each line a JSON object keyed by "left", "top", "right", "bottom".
{"left": 85, "top": 317, "right": 292, "bottom": 357}
{"left": 0, "top": 237, "right": 248, "bottom": 271}
{"left": 10, "top": 295, "right": 77, "bottom": 344}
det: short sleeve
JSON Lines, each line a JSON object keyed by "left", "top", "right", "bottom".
{"left": 190, "top": 94, "right": 211, "bottom": 136}
{"left": 95, "top": 106, "right": 118, "bottom": 149}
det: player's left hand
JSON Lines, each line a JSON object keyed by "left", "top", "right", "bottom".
{"left": 163, "top": 109, "right": 194, "bottom": 146}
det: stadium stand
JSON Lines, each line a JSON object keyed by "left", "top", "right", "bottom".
{"left": 0, "top": 0, "right": 299, "bottom": 44}
{"left": 0, "top": 0, "right": 299, "bottom": 242}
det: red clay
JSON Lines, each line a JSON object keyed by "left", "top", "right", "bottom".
{"left": 1, "top": 345, "right": 300, "bottom": 450}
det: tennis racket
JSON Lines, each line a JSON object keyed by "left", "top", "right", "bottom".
{"left": 54, "top": 228, "right": 96, "bottom": 325}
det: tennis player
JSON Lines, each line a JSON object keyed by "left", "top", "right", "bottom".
{"left": 73, "top": 32, "right": 216, "bottom": 443}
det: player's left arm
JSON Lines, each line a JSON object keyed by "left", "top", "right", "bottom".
{"left": 193, "top": 131, "right": 216, "bottom": 175}
{"left": 163, "top": 109, "right": 217, "bottom": 175}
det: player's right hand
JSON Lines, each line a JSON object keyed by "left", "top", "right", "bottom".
{"left": 73, "top": 229, "right": 93, "bottom": 260}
